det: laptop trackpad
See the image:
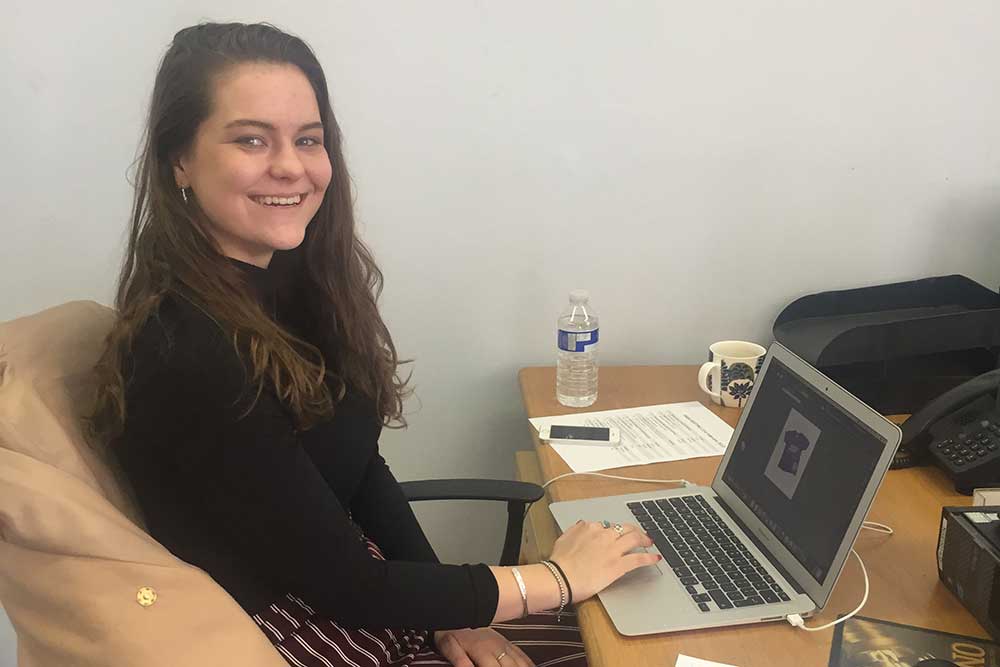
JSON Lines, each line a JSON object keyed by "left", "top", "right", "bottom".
{"left": 618, "top": 548, "right": 663, "bottom": 583}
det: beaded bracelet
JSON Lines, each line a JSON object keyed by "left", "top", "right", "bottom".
{"left": 540, "top": 560, "right": 568, "bottom": 622}
{"left": 548, "top": 559, "right": 574, "bottom": 607}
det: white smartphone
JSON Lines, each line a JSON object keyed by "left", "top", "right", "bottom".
{"left": 538, "top": 424, "right": 620, "bottom": 446}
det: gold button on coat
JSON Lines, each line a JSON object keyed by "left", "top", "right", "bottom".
{"left": 136, "top": 587, "right": 157, "bottom": 607}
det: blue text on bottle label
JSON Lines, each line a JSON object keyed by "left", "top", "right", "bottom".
{"left": 558, "top": 329, "right": 599, "bottom": 352}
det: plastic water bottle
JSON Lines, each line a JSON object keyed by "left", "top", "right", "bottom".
{"left": 556, "top": 289, "right": 599, "bottom": 407}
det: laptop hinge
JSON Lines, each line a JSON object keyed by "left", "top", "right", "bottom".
{"left": 713, "top": 494, "right": 808, "bottom": 597}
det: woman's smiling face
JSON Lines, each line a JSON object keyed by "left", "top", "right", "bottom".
{"left": 173, "top": 62, "right": 332, "bottom": 268}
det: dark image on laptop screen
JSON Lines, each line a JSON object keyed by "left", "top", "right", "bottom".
{"left": 721, "top": 358, "right": 886, "bottom": 583}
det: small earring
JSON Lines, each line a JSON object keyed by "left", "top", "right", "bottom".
{"left": 180, "top": 187, "right": 189, "bottom": 204}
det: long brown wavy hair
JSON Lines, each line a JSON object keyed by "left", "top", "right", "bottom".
{"left": 91, "top": 22, "right": 409, "bottom": 441}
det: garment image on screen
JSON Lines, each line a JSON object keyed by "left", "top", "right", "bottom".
{"left": 764, "top": 408, "right": 821, "bottom": 499}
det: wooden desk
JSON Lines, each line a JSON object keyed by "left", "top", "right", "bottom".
{"left": 518, "top": 365, "right": 986, "bottom": 667}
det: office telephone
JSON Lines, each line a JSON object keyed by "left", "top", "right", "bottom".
{"left": 900, "top": 368, "right": 1000, "bottom": 494}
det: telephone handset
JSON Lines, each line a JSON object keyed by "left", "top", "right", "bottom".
{"left": 900, "top": 368, "right": 1000, "bottom": 493}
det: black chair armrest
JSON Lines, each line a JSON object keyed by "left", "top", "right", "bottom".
{"left": 399, "top": 479, "right": 544, "bottom": 566}
{"left": 398, "top": 479, "right": 543, "bottom": 503}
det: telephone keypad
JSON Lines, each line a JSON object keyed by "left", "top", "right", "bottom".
{"left": 921, "top": 393, "right": 1000, "bottom": 494}
{"left": 935, "top": 429, "right": 1000, "bottom": 469}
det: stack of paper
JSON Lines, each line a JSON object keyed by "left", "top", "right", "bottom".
{"left": 529, "top": 402, "right": 733, "bottom": 473}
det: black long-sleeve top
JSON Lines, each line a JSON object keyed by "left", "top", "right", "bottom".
{"left": 111, "top": 259, "right": 499, "bottom": 630}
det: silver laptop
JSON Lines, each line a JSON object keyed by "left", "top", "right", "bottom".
{"left": 548, "top": 342, "right": 901, "bottom": 636}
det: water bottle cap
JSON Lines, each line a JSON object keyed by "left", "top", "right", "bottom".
{"left": 569, "top": 289, "right": 590, "bottom": 303}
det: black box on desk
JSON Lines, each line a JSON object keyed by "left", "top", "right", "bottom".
{"left": 938, "top": 505, "right": 1000, "bottom": 639}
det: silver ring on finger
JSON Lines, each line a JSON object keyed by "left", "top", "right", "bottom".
{"left": 601, "top": 520, "right": 611, "bottom": 529}
{"left": 613, "top": 522, "right": 625, "bottom": 536}
{"left": 496, "top": 650, "right": 508, "bottom": 664}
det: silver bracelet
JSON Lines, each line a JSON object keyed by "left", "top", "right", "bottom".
{"left": 510, "top": 567, "right": 529, "bottom": 619}
{"left": 540, "top": 560, "right": 567, "bottom": 622}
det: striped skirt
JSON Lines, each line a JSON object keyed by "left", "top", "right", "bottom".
{"left": 252, "top": 537, "right": 588, "bottom": 667}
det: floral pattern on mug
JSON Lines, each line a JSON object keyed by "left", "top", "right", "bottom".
{"left": 728, "top": 379, "right": 753, "bottom": 407}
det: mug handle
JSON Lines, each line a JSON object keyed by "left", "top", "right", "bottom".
{"left": 698, "top": 362, "right": 721, "bottom": 401}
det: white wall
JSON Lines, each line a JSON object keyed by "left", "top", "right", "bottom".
{"left": 4, "top": 1, "right": 1000, "bottom": 659}
{"left": 0, "top": 607, "right": 11, "bottom": 667}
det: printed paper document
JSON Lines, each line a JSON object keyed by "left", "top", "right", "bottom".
{"left": 675, "top": 655, "right": 739, "bottom": 667}
{"left": 529, "top": 402, "right": 733, "bottom": 473}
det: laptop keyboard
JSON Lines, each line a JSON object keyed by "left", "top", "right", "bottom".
{"left": 627, "top": 495, "right": 792, "bottom": 612}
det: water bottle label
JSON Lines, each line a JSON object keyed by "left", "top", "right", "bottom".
{"left": 558, "top": 329, "right": 599, "bottom": 352}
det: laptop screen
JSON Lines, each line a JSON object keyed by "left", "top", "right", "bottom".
{"left": 720, "top": 357, "right": 887, "bottom": 583}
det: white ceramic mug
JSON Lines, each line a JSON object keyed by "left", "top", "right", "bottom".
{"left": 698, "top": 340, "right": 767, "bottom": 408}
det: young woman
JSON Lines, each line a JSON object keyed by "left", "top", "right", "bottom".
{"left": 92, "top": 22, "right": 660, "bottom": 667}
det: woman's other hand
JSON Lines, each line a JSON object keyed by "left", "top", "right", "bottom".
{"left": 433, "top": 628, "right": 534, "bottom": 667}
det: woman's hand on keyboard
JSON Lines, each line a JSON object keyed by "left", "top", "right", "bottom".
{"left": 549, "top": 520, "right": 660, "bottom": 603}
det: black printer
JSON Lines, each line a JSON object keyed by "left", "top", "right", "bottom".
{"left": 774, "top": 275, "right": 1000, "bottom": 416}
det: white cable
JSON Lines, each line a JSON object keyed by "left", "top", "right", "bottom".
{"left": 541, "top": 471, "right": 693, "bottom": 490}
{"left": 861, "top": 521, "right": 893, "bottom": 535}
{"left": 787, "top": 522, "right": 890, "bottom": 631}
{"left": 787, "top": 549, "right": 869, "bottom": 632}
